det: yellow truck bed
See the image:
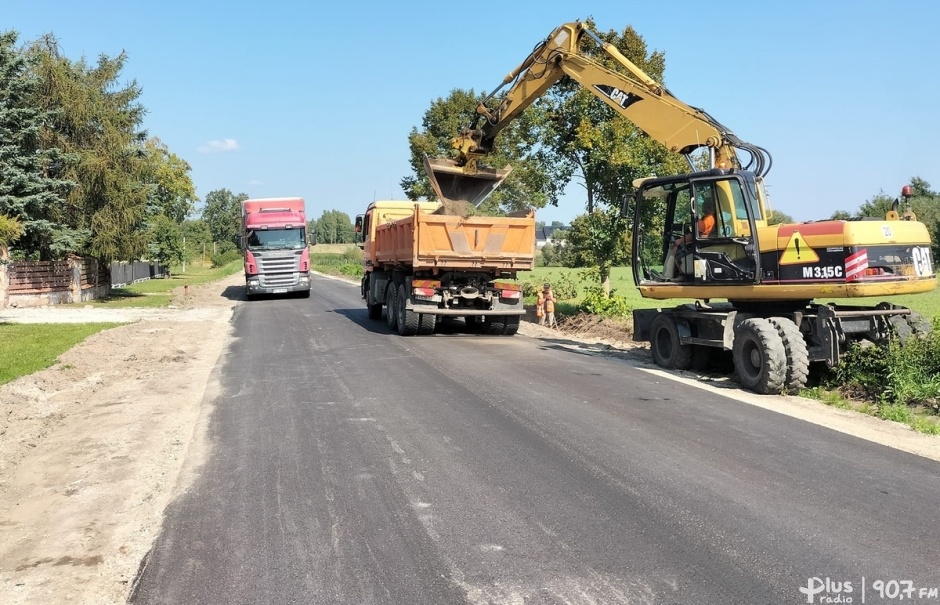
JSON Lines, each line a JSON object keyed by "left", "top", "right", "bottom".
{"left": 373, "top": 204, "right": 535, "bottom": 272}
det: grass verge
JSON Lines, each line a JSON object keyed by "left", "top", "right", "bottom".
{"left": 0, "top": 323, "right": 120, "bottom": 386}
{"left": 1, "top": 260, "right": 243, "bottom": 385}
{"left": 800, "top": 387, "right": 940, "bottom": 435}
{"left": 87, "top": 260, "right": 242, "bottom": 308}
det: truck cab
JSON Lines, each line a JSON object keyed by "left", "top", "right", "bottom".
{"left": 241, "top": 198, "right": 311, "bottom": 299}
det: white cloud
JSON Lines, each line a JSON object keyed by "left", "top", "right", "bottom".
{"left": 248, "top": 179, "right": 263, "bottom": 186}
{"left": 197, "top": 138, "right": 240, "bottom": 154}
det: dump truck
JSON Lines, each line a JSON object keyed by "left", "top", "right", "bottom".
{"left": 241, "top": 197, "right": 311, "bottom": 298}
{"left": 355, "top": 196, "right": 536, "bottom": 336}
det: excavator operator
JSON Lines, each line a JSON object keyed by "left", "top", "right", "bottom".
{"left": 665, "top": 191, "right": 717, "bottom": 279}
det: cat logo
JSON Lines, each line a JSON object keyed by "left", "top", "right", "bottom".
{"left": 592, "top": 85, "right": 641, "bottom": 110}
{"left": 779, "top": 231, "right": 820, "bottom": 265}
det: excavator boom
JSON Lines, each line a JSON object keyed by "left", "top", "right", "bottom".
{"left": 426, "top": 20, "right": 771, "bottom": 204}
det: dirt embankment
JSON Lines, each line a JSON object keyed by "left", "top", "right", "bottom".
{"left": 0, "top": 273, "right": 242, "bottom": 605}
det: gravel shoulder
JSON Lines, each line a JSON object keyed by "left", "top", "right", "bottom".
{"left": 1, "top": 271, "right": 937, "bottom": 604}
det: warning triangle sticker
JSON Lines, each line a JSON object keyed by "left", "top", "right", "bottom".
{"left": 779, "top": 231, "right": 820, "bottom": 265}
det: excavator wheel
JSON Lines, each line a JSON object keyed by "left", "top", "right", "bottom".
{"left": 649, "top": 313, "right": 692, "bottom": 370}
{"left": 887, "top": 311, "right": 932, "bottom": 344}
{"left": 905, "top": 311, "right": 932, "bottom": 335}
{"left": 385, "top": 284, "right": 398, "bottom": 330}
{"left": 768, "top": 317, "right": 810, "bottom": 393}
{"left": 732, "top": 318, "right": 787, "bottom": 394}
{"left": 397, "top": 284, "right": 419, "bottom": 336}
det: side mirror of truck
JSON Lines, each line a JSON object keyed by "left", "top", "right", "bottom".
{"left": 354, "top": 215, "right": 365, "bottom": 246}
{"left": 308, "top": 230, "right": 317, "bottom": 246}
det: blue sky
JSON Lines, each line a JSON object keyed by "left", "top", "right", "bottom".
{"left": 8, "top": 1, "right": 940, "bottom": 226}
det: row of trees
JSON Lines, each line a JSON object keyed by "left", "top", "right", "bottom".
{"left": 0, "top": 31, "right": 198, "bottom": 265}
{"left": 1, "top": 30, "right": 362, "bottom": 269}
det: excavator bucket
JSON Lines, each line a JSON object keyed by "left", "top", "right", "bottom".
{"left": 424, "top": 156, "right": 512, "bottom": 206}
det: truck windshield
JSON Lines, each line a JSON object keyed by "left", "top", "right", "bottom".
{"left": 246, "top": 228, "right": 306, "bottom": 251}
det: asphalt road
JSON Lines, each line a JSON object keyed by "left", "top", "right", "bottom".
{"left": 130, "top": 274, "right": 940, "bottom": 605}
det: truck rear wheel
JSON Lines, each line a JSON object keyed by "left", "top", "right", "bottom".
{"left": 396, "top": 284, "right": 419, "bottom": 336}
{"left": 385, "top": 285, "right": 398, "bottom": 330}
{"left": 486, "top": 316, "right": 507, "bottom": 335}
{"left": 503, "top": 315, "right": 520, "bottom": 336}
{"left": 418, "top": 312, "right": 436, "bottom": 335}
{"left": 768, "top": 317, "right": 809, "bottom": 393}
{"left": 733, "top": 318, "right": 787, "bottom": 394}
{"left": 649, "top": 313, "right": 692, "bottom": 370}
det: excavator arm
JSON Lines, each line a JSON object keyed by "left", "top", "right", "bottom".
{"left": 428, "top": 21, "right": 771, "bottom": 203}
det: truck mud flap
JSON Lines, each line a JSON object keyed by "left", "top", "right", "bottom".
{"left": 632, "top": 308, "right": 661, "bottom": 342}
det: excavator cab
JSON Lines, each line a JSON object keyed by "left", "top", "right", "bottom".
{"left": 631, "top": 169, "right": 763, "bottom": 289}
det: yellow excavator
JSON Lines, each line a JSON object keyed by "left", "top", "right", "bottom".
{"left": 425, "top": 20, "right": 936, "bottom": 394}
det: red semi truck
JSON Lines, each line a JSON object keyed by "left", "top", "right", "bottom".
{"left": 241, "top": 197, "right": 311, "bottom": 298}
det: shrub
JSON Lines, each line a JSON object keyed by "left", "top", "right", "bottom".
{"left": 339, "top": 263, "right": 363, "bottom": 278}
{"left": 828, "top": 330, "right": 940, "bottom": 411}
{"left": 211, "top": 241, "right": 241, "bottom": 268}
{"left": 579, "top": 285, "right": 632, "bottom": 317}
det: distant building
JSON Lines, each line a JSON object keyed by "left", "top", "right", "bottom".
{"left": 536, "top": 225, "right": 568, "bottom": 248}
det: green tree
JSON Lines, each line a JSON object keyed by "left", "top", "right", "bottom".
{"left": 855, "top": 192, "right": 895, "bottom": 219}
{"left": 767, "top": 209, "right": 795, "bottom": 225}
{"left": 902, "top": 178, "right": 940, "bottom": 261}
{"left": 0, "top": 30, "right": 74, "bottom": 259}
{"left": 181, "top": 218, "right": 212, "bottom": 263}
{"left": 539, "top": 241, "right": 558, "bottom": 267}
{"left": 0, "top": 214, "right": 24, "bottom": 250}
{"left": 315, "top": 210, "right": 354, "bottom": 244}
{"left": 143, "top": 137, "right": 197, "bottom": 223}
{"left": 202, "top": 188, "right": 246, "bottom": 246}
{"left": 29, "top": 33, "right": 150, "bottom": 261}
{"left": 852, "top": 178, "right": 940, "bottom": 261}
{"left": 147, "top": 213, "right": 184, "bottom": 268}
{"left": 403, "top": 89, "right": 559, "bottom": 215}
{"left": 561, "top": 208, "right": 630, "bottom": 294}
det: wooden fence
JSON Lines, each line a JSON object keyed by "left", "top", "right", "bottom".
{"left": 0, "top": 256, "right": 111, "bottom": 309}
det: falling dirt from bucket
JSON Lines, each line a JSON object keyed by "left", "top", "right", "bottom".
{"left": 423, "top": 156, "right": 511, "bottom": 215}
